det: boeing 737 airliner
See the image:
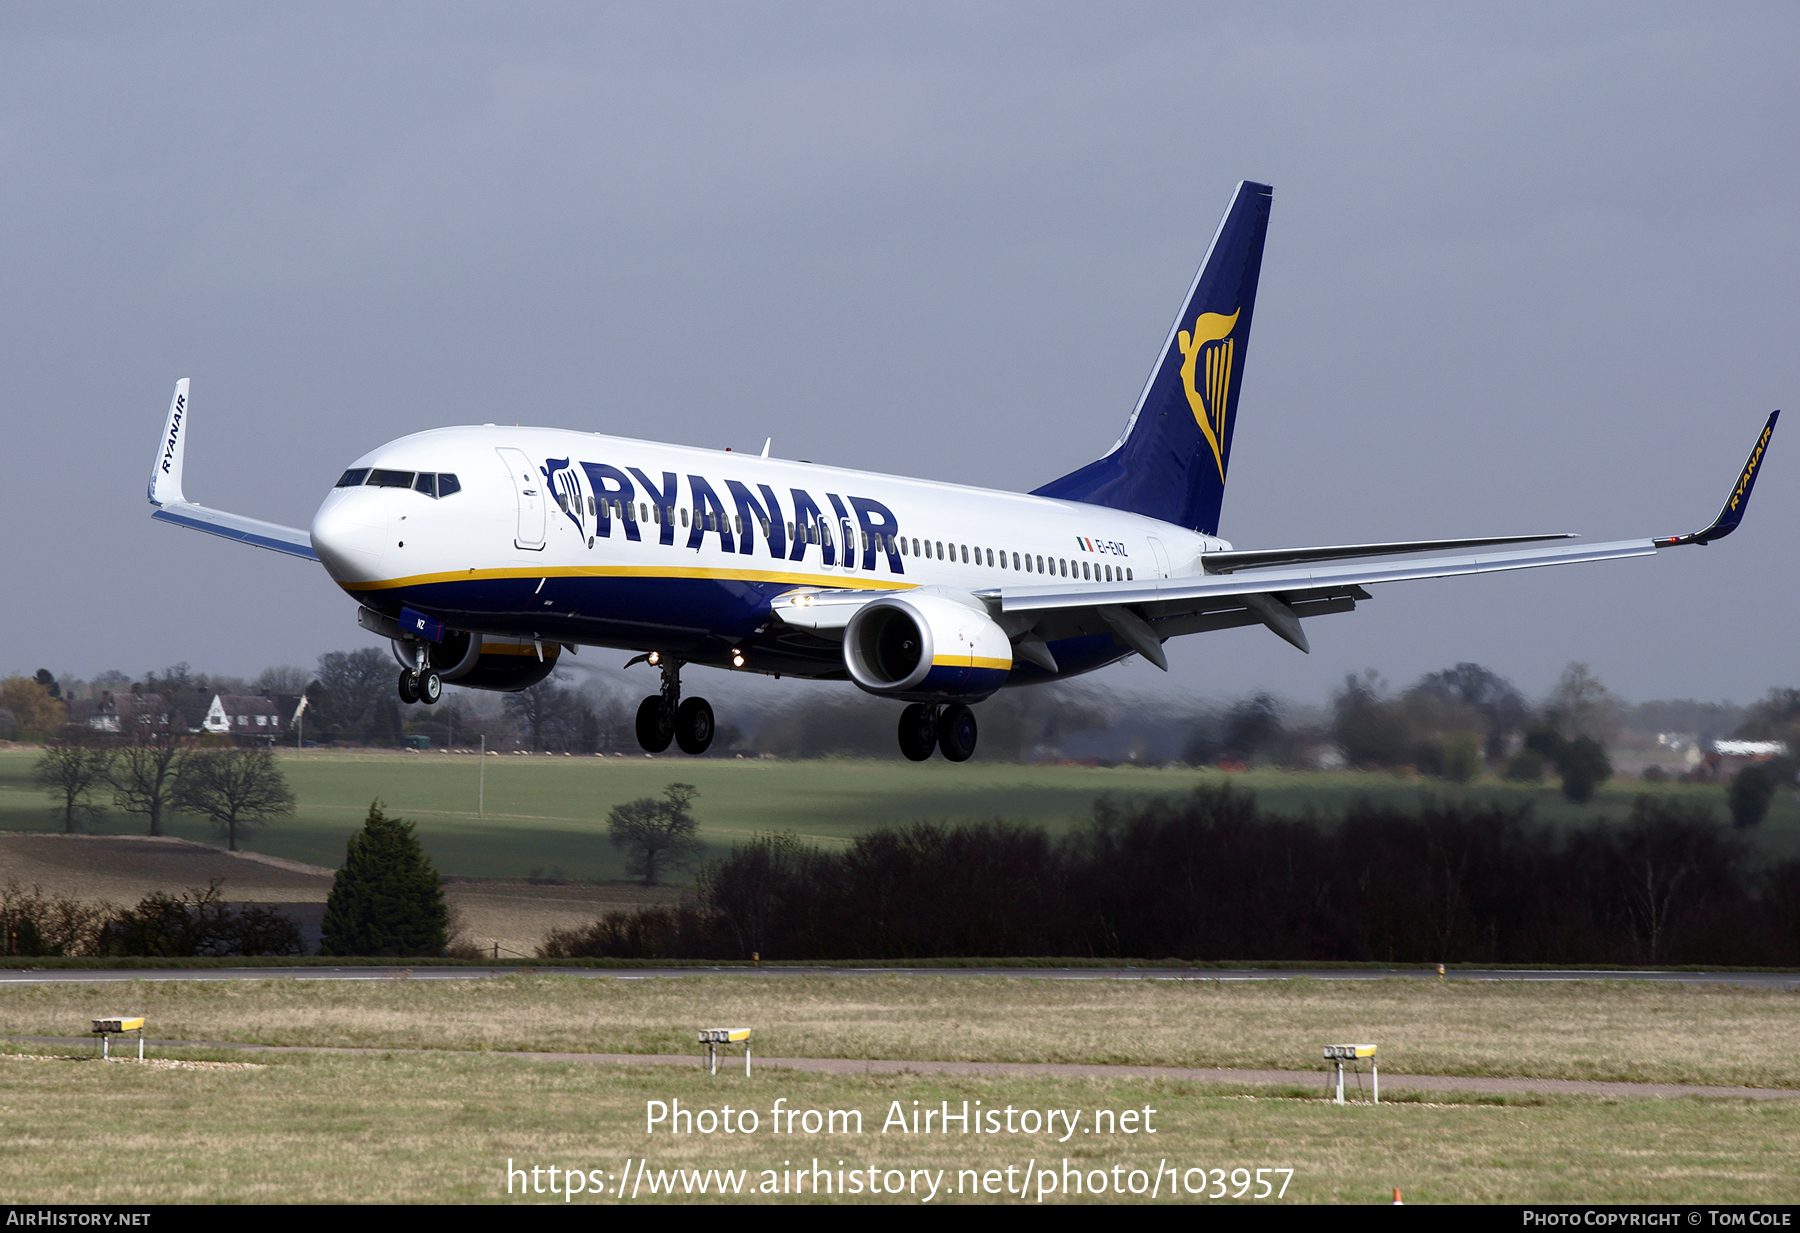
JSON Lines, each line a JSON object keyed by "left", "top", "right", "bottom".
{"left": 146, "top": 182, "right": 1777, "bottom": 761}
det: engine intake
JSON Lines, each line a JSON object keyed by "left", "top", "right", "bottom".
{"left": 843, "top": 594, "right": 1012, "bottom": 703}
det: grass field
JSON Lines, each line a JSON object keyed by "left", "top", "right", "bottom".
{"left": 2, "top": 749, "right": 1792, "bottom": 882}
{"left": 4, "top": 975, "right": 1797, "bottom": 1088}
{"left": 2, "top": 976, "right": 1797, "bottom": 1203}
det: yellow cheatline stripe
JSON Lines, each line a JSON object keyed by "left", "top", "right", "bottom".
{"left": 931, "top": 655, "right": 1013, "bottom": 670}
{"left": 482, "top": 642, "right": 553, "bottom": 657}
{"left": 337, "top": 563, "right": 921, "bottom": 594}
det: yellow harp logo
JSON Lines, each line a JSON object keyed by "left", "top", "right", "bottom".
{"left": 1178, "top": 308, "right": 1239, "bottom": 481}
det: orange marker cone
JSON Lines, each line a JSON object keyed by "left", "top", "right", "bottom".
{"left": 1393, "top": 1188, "right": 1403, "bottom": 1204}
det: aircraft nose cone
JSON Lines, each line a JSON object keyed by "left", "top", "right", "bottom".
{"left": 311, "top": 492, "right": 388, "bottom": 583}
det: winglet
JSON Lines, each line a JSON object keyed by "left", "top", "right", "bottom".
{"left": 143, "top": 377, "right": 320, "bottom": 561}
{"left": 148, "top": 378, "right": 190, "bottom": 507}
{"left": 1655, "top": 410, "right": 1778, "bottom": 547}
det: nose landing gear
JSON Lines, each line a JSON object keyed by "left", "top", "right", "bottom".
{"left": 897, "top": 702, "right": 978, "bottom": 761}
{"left": 397, "top": 643, "right": 441, "bottom": 706}
{"left": 634, "top": 657, "right": 715, "bottom": 755}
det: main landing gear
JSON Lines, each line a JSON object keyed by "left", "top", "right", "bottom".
{"left": 635, "top": 657, "right": 714, "bottom": 755}
{"left": 898, "top": 702, "right": 978, "bottom": 762}
{"left": 397, "top": 645, "right": 441, "bottom": 706}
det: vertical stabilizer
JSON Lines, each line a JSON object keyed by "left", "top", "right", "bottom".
{"left": 1033, "top": 181, "right": 1272, "bottom": 534}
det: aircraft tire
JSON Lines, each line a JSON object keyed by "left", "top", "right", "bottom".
{"left": 418, "top": 671, "right": 442, "bottom": 705}
{"left": 397, "top": 669, "right": 420, "bottom": 705}
{"left": 937, "top": 703, "right": 977, "bottom": 762}
{"left": 897, "top": 704, "right": 935, "bottom": 761}
{"left": 675, "top": 697, "right": 715, "bottom": 755}
{"left": 635, "top": 695, "right": 674, "bottom": 753}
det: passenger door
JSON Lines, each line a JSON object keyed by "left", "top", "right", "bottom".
{"left": 496, "top": 448, "right": 545, "bottom": 550}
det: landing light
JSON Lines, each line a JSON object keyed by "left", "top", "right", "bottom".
{"left": 647, "top": 651, "right": 661, "bottom": 665}
{"left": 731, "top": 650, "right": 745, "bottom": 668}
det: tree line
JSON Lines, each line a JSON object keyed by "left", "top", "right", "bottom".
{"left": 541, "top": 787, "right": 1800, "bottom": 966}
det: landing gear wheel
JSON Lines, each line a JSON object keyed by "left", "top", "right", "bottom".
{"left": 418, "top": 671, "right": 442, "bottom": 705}
{"left": 635, "top": 694, "right": 674, "bottom": 753}
{"left": 898, "top": 703, "right": 935, "bottom": 761}
{"left": 937, "top": 703, "right": 978, "bottom": 762}
{"left": 675, "top": 697, "right": 715, "bottom": 755}
{"left": 397, "top": 669, "right": 420, "bottom": 705}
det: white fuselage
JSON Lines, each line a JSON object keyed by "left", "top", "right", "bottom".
{"left": 310, "top": 424, "right": 1225, "bottom": 682}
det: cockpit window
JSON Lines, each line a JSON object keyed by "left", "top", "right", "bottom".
{"left": 346, "top": 468, "right": 460, "bottom": 496}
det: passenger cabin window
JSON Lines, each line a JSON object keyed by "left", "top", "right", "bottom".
{"left": 336, "top": 469, "right": 370, "bottom": 488}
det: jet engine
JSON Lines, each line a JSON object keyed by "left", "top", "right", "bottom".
{"left": 842, "top": 593, "right": 1012, "bottom": 703}
{"left": 389, "top": 630, "right": 558, "bottom": 692}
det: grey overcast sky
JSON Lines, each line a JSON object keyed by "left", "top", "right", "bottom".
{"left": 1, "top": 2, "right": 1794, "bottom": 710}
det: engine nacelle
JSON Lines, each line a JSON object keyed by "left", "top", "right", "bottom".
{"left": 391, "top": 631, "right": 558, "bottom": 692}
{"left": 843, "top": 593, "right": 1012, "bottom": 703}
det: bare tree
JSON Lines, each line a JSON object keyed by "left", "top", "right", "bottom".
{"left": 1545, "top": 662, "right": 1624, "bottom": 743}
{"left": 607, "top": 783, "right": 703, "bottom": 885}
{"left": 312, "top": 648, "right": 394, "bottom": 741}
{"left": 110, "top": 709, "right": 192, "bottom": 837}
{"left": 504, "top": 678, "right": 587, "bottom": 751}
{"left": 255, "top": 665, "right": 314, "bottom": 695}
{"left": 33, "top": 732, "right": 116, "bottom": 833}
{"left": 174, "top": 747, "right": 296, "bottom": 851}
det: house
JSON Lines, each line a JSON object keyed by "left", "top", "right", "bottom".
{"left": 202, "top": 693, "right": 309, "bottom": 741}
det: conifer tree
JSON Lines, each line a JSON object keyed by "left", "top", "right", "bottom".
{"left": 319, "top": 801, "right": 447, "bottom": 956}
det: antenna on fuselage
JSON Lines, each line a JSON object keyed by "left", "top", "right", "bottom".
{"left": 761, "top": 438, "right": 771, "bottom": 458}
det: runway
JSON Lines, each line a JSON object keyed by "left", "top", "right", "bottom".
{"left": 3, "top": 965, "right": 1797, "bottom": 987}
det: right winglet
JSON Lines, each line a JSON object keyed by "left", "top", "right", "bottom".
{"left": 148, "top": 378, "right": 190, "bottom": 506}
{"left": 145, "top": 379, "right": 320, "bottom": 561}
{"left": 1656, "top": 410, "right": 1779, "bottom": 547}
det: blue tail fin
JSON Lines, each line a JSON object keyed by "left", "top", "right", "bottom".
{"left": 1033, "top": 180, "right": 1272, "bottom": 535}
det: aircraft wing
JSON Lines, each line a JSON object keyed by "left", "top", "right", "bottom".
{"left": 992, "top": 537, "right": 1657, "bottom": 664}
{"left": 782, "top": 409, "right": 1777, "bottom": 669}
{"left": 146, "top": 380, "right": 320, "bottom": 561}
{"left": 992, "top": 409, "right": 1777, "bottom": 667}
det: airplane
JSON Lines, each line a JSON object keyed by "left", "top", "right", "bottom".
{"left": 145, "top": 180, "right": 1778, "bottom": 762}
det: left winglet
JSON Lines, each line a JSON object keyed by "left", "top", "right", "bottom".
{"left": 146, "top": 379, "right": 320, "bottom": 562}
{"left": 1656, "top": 410, "right": 1778, "bottom": 547}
